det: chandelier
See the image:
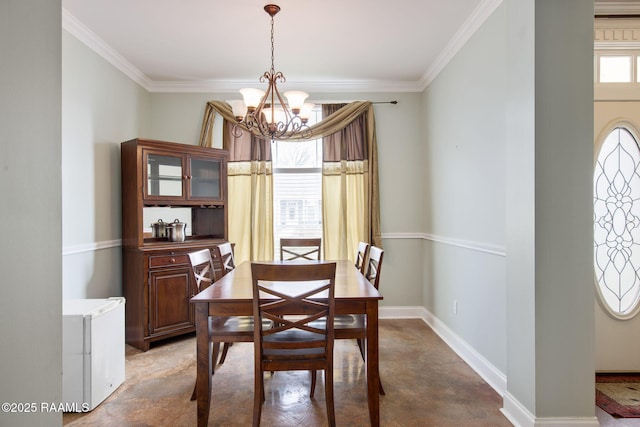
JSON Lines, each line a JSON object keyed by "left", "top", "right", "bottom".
{"left": 229, "top": 4, "right": 313, "bottom": 141}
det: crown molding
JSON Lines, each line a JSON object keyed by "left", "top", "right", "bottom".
{"left": 420, "top": 0, "right": 503, "bottom": 90}
{"left": 62, "top": 9, "right": 154, "bottom": 91}
{"left": 594, "top": 17, "right": 640, "bottom": 49}
{"left": 146, "top": 79, "right": 424, "bottom": 94}
{"left": 595, "top": 2, "right": 640, "bottom": 16}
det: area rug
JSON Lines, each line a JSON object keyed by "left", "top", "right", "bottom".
{"left": 596, "top": 373, "right": 640, "bottom": 418}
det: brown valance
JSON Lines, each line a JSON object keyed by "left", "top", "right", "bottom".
{"left": 198, "top": 100, "right": 375, "bottom": 149}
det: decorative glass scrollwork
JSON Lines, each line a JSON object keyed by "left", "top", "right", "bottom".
{"left": 594, "top": 125, "right": 640, "bottom": 318}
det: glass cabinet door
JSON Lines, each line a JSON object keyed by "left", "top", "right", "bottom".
{"left": 145, "top": 152, "right": 184, "bottom": 198}
{"left": 189, "top": 157, "right": 221, "bottom": 199}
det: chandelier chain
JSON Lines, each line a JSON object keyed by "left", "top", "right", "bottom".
{"left": 270, "top": 14, "right": 275, "bottom": 74}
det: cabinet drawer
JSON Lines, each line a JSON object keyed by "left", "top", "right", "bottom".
{"left": 149, "top": 253, "right": 190, "bottom": 268}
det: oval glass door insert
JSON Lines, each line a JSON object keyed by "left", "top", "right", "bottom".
{"left": 594, "top": 126, "right": 640, "bottom": 318}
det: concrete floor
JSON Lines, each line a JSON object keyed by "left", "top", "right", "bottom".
{"left": 63, "top": 319, "right": 512, "bottom": 427}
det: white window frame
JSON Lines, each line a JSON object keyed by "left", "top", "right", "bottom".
{"left": 271, "top": 107, "right": 323, "bottom": 258}
{"left": 597, "top": 52, "right": 635, "bottom": 83}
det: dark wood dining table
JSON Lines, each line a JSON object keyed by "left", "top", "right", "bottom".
{"left": 190, "top": 259, "right": 384, "bottom": 426}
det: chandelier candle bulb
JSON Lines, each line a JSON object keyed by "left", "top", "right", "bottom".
{"left": 283, "top": 91, "right": 309, "bottom": 115}
{"left": 228, "top": 100, "right": 247, "bottom": 121}
{"left": 300, "top": 103, "right": 315, "bottom": 124}
{"left": 239, "top": 88, "right": 265, "bottom": 111}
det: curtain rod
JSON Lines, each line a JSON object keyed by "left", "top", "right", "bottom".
{"left": 313, "top": 101, "right": 398, "bottom": 105}
{"left": 228, "top": 100, "right": 399, "bottom": 106}
{"left": 243, "top": 100, "right": 399, "bottom": 108}
{"left": 595, "top": 15, "right": 640, "bottom": 19}
{"left": 305, "top": 100, "right": 398, "bottom": 105}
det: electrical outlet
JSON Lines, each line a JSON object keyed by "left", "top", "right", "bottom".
{"left": 453, "top": 299, "right": 458, "bottom": 315}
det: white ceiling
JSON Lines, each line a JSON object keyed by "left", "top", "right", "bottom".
{"left": 61, "top": 1, "right": 640, "bottom": 93}
{"left": 62, "top": 0, "right": 501, "bottom": 93}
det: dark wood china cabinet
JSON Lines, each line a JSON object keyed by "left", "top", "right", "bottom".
{"left": 121, "top": 138, "right": 229, "bottom": 351}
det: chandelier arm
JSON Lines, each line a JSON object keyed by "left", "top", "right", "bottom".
{"left": 231, "top": 123, "right": 245, "bottom": 139}
{"left": 273, "top": 73, "right": 293, "bottom": 120}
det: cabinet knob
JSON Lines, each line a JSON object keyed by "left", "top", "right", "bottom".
{"left": 169, "top": 258, "right": 176, "bottom": 264}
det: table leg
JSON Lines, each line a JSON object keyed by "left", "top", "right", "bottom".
{"left": 365, "top": 300, "right": 380, "bottom": 426}
{"left": 195, "top": 303, "right": 212, "bottom": 427}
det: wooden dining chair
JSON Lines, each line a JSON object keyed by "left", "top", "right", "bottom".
{"left": 338, "top": 245, "right": 385, "bottom": 337}
{"left": 280, "top": 237, "right": 321, "bottom": 261}
{"left": 355, "top": 241, "right": 370, "bottom": 273}
{"left": 213, "top": 242, "right": 237, "bottom": 365}
{"left": 189, "top": 249, "right": 217, "bottom": 291}
{"left": 251, "top": 262, "right": 337, "bottom": 427}
{"left": 188, "top": 248, "right": 269, "bottom": 400}
{"left": 217, "top": 241, "right": 235, "bottom": 274}
{"left": 311, "top": 245, "right": 386, "bottom": 395}
{"left": 364, "top": 246, "right": 384, "bottom": 290}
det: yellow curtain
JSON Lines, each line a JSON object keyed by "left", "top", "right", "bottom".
{"left": 198, "top": 100, "right": 381, "bottom": 262}
{"left": 322, "top": 160, "right": 369, "bottom": 261}
{"left": 226, "top": 162, "right": 274, "bottom": 263}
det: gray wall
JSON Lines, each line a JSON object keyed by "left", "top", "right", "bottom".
{"left": 505, "top": 0, "right": 594, "bottom": 420}
{"left": 423, "top": 0, "right": 595, "bottom": 421}
{"left": 62, "top": 31, "right": 149, "bottom": 299}
{"left": 0, "top": 1, "right": 63, "bottom": 426}
{"left": 421, "top": 3, "right": 508, "bottom": 375}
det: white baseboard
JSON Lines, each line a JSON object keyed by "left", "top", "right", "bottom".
{"left": 501, "top": 392, "right": 536, "bottom": 427}
{"left": 381, "top": 306, "right": 599, "bottom": 427}
{"left": 501, "top": 392, "right": 599, "bottom": 427}
{"left": 420, "top": 307, "right": 507, "bottom": 395}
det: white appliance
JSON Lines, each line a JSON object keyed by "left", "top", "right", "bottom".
{"left": 63, "top": 297, "right": 126, "bottom": 411}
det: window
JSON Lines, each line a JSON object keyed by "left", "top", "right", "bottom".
{"left": 599, "top": 55, "right": 633, "bottom": 83}
{"left": 594, "top": 125, "right": 640, "bottom": 318}
{"left": 595, "top": 51, "right": 640, "bottom": 84}
{"left": 272, "top": 108, "right": 323, "bottom": 257}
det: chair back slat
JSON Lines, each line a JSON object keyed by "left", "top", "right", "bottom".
{"left": 280, "top": 238, "right": 321, "bottom": 261}
{"left": 217, "top": 242, "right": 235, "bottom": 274}
{"left": 365, "top": 246, "right": 384, "bottom": 290}
{"left": 355, "top": 241, "right": 370, "bottom": 273}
